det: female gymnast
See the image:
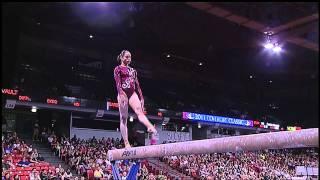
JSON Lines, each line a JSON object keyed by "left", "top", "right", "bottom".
{"left": 114, "top": 50, "right": 158, "bottom": 148}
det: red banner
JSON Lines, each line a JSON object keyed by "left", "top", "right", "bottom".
{"left": 47, "top": 98, "right": 58, "bottom": 104}
{"left": 2, "top": 89, "right": 18, "bottom": 96}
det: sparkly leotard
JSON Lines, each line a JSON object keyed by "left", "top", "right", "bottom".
{"left": 114, "top": 65, "right": 142, "bottom": 99}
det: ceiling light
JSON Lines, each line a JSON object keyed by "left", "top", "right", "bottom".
{"left": 273, "top": 46, "right": 282, "bottom": 53}
{"left": 264, "top": 43, "right": 274, "bottom": 49}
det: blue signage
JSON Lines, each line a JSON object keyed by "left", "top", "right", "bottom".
{"left": 182, "top": 112, "right": 253, "bottom": 127}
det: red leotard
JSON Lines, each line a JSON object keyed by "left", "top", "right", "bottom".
{"left": 114, "top": 65, "right": 143, "bottom": 99}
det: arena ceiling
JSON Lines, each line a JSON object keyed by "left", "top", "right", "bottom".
{"left": 2, "top": 2, "right": 319, "bottom": 127}
{"left": 5, "top": 2, "right": 317, "bottom": 75}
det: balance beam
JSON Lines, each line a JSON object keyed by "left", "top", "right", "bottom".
{"left": 107, "top": 128, "right": 318, "bottom": 161}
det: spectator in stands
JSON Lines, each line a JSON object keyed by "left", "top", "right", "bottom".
{"left": 2, "top": 154, "right": 15, "bottom": 169}
{"left": 55, "top": 164, "right": 62, "bottom": 175}
{"left": 53, "top": 142, "right": 61, "bottom": 156}
{"left": 157, "top": 170, "right": 167, "bottom": 180}
{"left": 29, "top": 168, "right": 41, "bottom": 180}
{"left": 12, "top": 132, "right": 18, "bottom": 139}
{"left": 4, "top": 144, "right": 12, "bottom": 154}
{"left": 32, "top": 122, "right": 40, "bottom": 141}
{"left": 30, "top": 148, "right": 39, "bottom": 163}
{"left": 13, "top": 139, "right": 21, "bottom": 150}
{"left": 93, "top": 166, "right": 104, "bottom": 179}
{"left": 57, "top": 168, "right": 65, "bottom": 179}
{"left": 37, "top": 153, "right": 45, "bottom": 161}
{"left": 104, "top": 170, "right": 112, "bottom": 180}
{"left": 121, "top": 171, "right": 127, "bottom": 180}
{"left": 40, "top": 169, "right": 49, "bottom": 180}
{"left": 63, "top": 169, "right": 73, "bottom": 180}
{"left": 27, "top": 144, "right": 33, "bottom": 154}
{"left": 18, "top": 141, "right": 27, "bottom": 154}
{"left": 3, "top": 173, "right": 11, "bottom": 180}
{"left": 13, "top": 174, "right": 20, "bottom": 180}
{"left": 48, "top": 135, "right": 54, "bottom": 145}
{"left": 71, "top": 134, "right": 77, "bottom": 142}
{"left": 17, "top": 157, "right": 31, "bottom": 167}
{"left": 40, "top": 127, "right": 47, "bottom": 142}
{"left": 139, "top": 164, "right": 149, "bottom": 179}
{"left": 148, "top": 172, "right": 156, "bottom": 180}
{"left": 47, "top": 169, "right": 56, "bottom": 179}
{"left": 2, "top": 160, "right": 10, "bottom": 170}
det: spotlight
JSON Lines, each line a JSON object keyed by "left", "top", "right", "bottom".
{"left": 166, "top": 54, "right": 170, "bottom": 58}
{"left": 129, "top": 116, "right": 133, "bottom": 122}
{"left": 273, "top": 46, "right": 282, "bottom": 53}
{"left": 249, "top": 75, "right": 253, "bottom": 79}
{"left": 264, "top": 43, "right": 274, "bottom": 49}
{"left": 89, "top": 34, "right": 93, "bottom": 39}
{"left": 199, "top": 62, "right": 203, "bottom": 66}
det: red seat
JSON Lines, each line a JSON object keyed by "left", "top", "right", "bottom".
{"left": 20, "top": 175, "right": 27, "bottom": 180}
{"left": 24, "top": 167, "right": 32, "bottom": 171}
{"left": 41, "top": 166, "right": 49, "bottom": 170}
{"left": 15, "top": 158, "right": 22, "bottom": 162}
{"left": 16, "top": 167, "right": 23, "bottom": 171}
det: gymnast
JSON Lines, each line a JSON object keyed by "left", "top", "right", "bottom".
{"left": 114, "top": 50, "right": 158, "bottom": 148}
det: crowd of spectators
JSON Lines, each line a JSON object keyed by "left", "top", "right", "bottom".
{"left": 46, "top": 132, "right": 170, "bottom": 180}
{"left": 4, "top": 128, "right": 318, "bottom": 180}
{"left": 161, "top": 147, "right": 318, "bottom": 180}
{"left": 1, "top": 131, "right": 94, "bottom": 180}
{"left": 2, "top": 131, "right": 76, "bottom": 180}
